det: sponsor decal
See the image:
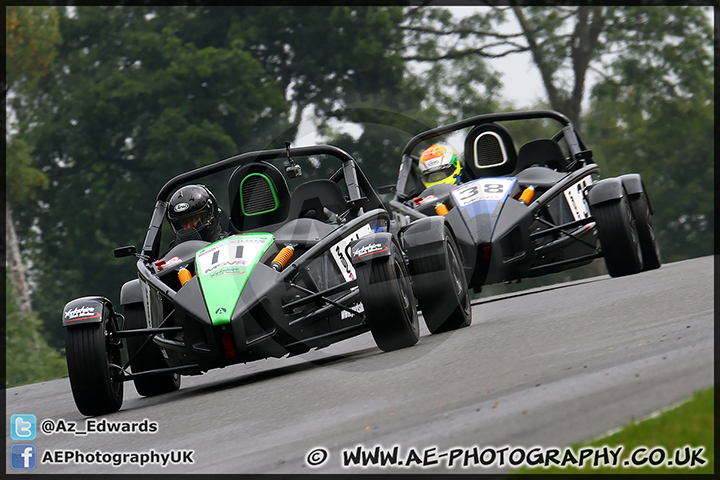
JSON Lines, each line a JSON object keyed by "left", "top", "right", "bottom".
{"left": 174, "top": 203, "right": 190, "bottom": 213}
{"left": 417, "top": 194, "right": 437, "bottom": 206}
{"left": 563, "top": 175, "right": 593, "bottom": 221}
{"left": 64, "top": 306, "right": 100, "bottom": 321}
{"left": 203, "top": 260, "right": 246, "bottom": 275}
{"left": 353, "top": 243, "right": 387, "bottom": 259}
{"left": 165, "top": 256, "right": 181, "bottom": 266}
{"left": 330, "top": 224, "right": 374, "bottom": 282}
{"left": 341, "top": 303, "right": 365, "bottom": 320}
{"left": 425, "top": 157, "right": 442, "bottom": 168}
{"left": 209, "top": 267, "right": 246, "bottom": 279}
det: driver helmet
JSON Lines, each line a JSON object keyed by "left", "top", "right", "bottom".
{"left": 167, "top": 184, "right": 220, "bottom": 242}
{"left": 418, "top": 143, "right": 462, "bottom": 187}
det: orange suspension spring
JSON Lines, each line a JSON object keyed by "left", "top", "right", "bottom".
{"left": 519, "top": 186, "right": 535, "bottom": 205}
{"left": 271, "top": 246, "right": 295, "bottom": 271}
{"left": 178, "top": 268, "right": 192, "bottom": 286}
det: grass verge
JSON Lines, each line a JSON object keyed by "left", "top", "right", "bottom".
{"left": 518, "top": 386, "right": 714, "bottom": 474}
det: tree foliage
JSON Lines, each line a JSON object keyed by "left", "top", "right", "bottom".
{"left": 5, "top": 6, "right": 61, "bottom": 93}
{"left": 5, "top": 271, "right": 68, "bottom": 388}
{"left": 584, "top": 7, "right": 714, "bottom": 261}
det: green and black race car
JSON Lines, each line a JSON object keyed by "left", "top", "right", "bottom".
{"left": 62, "top": 144, "right": 471, "bottom": 416}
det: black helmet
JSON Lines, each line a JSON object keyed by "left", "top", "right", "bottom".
{"left": 167, "top": 184, "right": 220, "bottom": 242}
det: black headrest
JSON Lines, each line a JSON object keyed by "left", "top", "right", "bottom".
{"left": 515, "top": 139, "right": 569, "bottom": 173}
{"left": 463, "top": 123, "right": 517, "bottom": 181}
{"left": 288, "top": 179, "right": 348, "bottom": 221}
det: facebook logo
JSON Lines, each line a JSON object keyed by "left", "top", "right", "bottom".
{"left": 11, "top": 444, "right": 37, "bottom": 470}
{"left": 10, "top": 414, "right": 36, "bottom": 440}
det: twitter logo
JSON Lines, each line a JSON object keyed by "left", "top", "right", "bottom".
{"left": 11, "top": 414, "right": 36, "bottom": 440}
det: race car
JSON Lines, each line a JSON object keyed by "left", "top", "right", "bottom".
{"left": 61, "top": 144, "right": 470, "bottom": 416}
{"left": 387, "top": 109, "right": 661, "bottom": 292}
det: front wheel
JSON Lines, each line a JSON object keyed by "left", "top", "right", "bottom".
{"left": 628, "top": 192, "right": 661, "bottom": 271}
{"left": 592, "top": 194, "right": 643, "bottom": 277}
{"left": 355, "top": 242, "right": 420, "bottom": 352}
{"left": 410, "top": 228, "right": 471, "bottom": 333}
{"left": 65, "top": 306, "right": 124, "bottom": 416}
{"left": 124, "top": 303, "right": 181, "bottom": 397}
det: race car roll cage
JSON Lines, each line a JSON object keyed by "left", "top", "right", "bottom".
{"left": 389, "top": 110, "right": 604, "bottom": 278}
{"left": 112, "top": 145, "right": 386, "bottom": 381}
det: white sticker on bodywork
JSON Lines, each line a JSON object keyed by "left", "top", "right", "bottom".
{"left": 330, "top": 224, "right": 374, "bottom": 282}
{"left": 451, "top": 178, "right": 516, "bottom": 207}
{"left": 564, "top": 175, "right": 593, "bottom": 220}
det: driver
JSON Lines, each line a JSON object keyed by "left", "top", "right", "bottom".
{"left": 167, "top": 184, "right": 226, "bottom": 245}
{"left": 418, "top": 143, "right": 462, "bottom": 188}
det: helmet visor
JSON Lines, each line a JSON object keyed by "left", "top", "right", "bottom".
{"left": 171, "top": 211, "right": 209, "bottom": 232}
{"left": 422, "top": 165, "right": 456, "bottom": 185}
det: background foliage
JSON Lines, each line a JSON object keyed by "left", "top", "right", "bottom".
{"left": 6, "top": 6, "right": 713, "bottom": 386}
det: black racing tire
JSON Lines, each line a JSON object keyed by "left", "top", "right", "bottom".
{"left": 592, "top": 194, "right": 643, "bottom": 277}
{"left": 628, "top": 192, "right": 661, "bottom": 271}
{"left": 355, "top": 242, "right": 420, "bottom": 352}
{"left": 410, "top": 229, "right": 471, "bottom": 334}
{"left": 124, "top": 303, "right": 181, "bottom": 397}
{"left": 65, "top": 306, "right": 124, "bottom": 416}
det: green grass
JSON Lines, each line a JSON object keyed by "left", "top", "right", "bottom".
{"left": 519, "top": 386, "right": 714, "bottom": 474}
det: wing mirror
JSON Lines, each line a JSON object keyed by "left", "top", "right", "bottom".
{"left": 114, "top": 245, "right": 137, "bottom": 258}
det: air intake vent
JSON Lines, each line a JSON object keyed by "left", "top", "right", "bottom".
{"left": 241, "top": 174, "right": 279, "bottom": 215}
{"left": 474, "top": 132, "right": 507, "bottom": 168}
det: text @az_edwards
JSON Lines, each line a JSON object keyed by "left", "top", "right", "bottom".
{"left": 40, "top": 418, "right": 158, "bottom": 435}
{"left": 306, "top": 444, "right": 708, "bottom": 470}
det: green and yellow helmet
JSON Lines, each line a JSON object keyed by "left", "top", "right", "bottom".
{"left": 418, "top": 143, "right": 462, "bottom": 187}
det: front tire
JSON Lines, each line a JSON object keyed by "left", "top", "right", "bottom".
{"left": 628, "top": 192, "right": 661, "bottom": 271}
{"left": 65, "top": 306, "right": 124, "bottom": 416}
{"left": 124, "top": 303, "right": 181, "bottom": 397}
{"left": 355, "top": 242, "right": 420, "bottom": 352}
{"left": 592, "top": 194, "right": 643, "bottom": 277}
{"left": 410, "top": 228, "right": 472, "bottom": 333}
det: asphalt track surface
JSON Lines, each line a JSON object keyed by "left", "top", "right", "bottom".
{"left": 5, "top": 256, "right": 714, "bottom": 474}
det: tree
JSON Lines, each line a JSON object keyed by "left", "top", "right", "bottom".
{"left": 399, "top": 6, "right": 712, "bottom": 129}
{"left": 6, "top": 8, "right": 66, "bottom": 382}
{"left": 5, "top": 6, "right": 59, "bottom": 331}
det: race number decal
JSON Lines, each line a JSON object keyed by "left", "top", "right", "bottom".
{"left": 196, "top": 235, "right": 270, "bottom": 276}
{"left": 451, "top": 178, "right": 516, "bottom": 208}
{"left": 563, "top": 175, "right": 593, "bottom": 221}
{"left": 330, "top": 224, "right": 374, "bottom": 282}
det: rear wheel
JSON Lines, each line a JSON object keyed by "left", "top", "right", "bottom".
{"left": 124, "top": 303, "right": 181, "bottom": 396}
{"left": 628, "top": 192, "right": 661, "bottom": 271}
{"left": 355, "top": 243, "right": 419, "bottom": 352}
{"left": 592, "top": 194, "right": 643, "bottom": 277}
{"left": 411, "top": 229, "right": 471, "bottom": 333}
{"left": 65, "top": 306, "right": 123, "bottom": 416}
